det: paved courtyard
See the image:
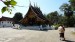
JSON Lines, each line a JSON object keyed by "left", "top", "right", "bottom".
{"left": 0, "top": 27, "right": 75, "bottom": 42}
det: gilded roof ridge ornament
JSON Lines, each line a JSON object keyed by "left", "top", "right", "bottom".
{"left": 29, "top": 0, "right": 32, "bottom": 7}
{"left": 36, "top": 2, "right": 37, "bottom": 7}
{"left": 34, "top": 2, "right": 35, "bottom": 7}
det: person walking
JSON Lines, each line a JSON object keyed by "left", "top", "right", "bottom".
{"left": 58, "top": 25, "right": 65, "bottom": 41}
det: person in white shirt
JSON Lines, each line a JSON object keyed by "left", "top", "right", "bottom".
{"left": 58, "top": 25, "right": 65, "bottom": 41}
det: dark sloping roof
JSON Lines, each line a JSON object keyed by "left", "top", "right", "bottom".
{"left": 25, "top": 5, "right": 48, "bottom": 21}
{"left": 20, "top": 4, "right": 49, "bottom": 24}
{"left": 31, "top": 6, "right": 47, "bottom": 20}
{"left": 0, "top": 16, "right": 14, "bottom": 21}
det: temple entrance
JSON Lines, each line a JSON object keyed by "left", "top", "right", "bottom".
{"left": 28, "top": 17, "right": 36, "bottom": 26}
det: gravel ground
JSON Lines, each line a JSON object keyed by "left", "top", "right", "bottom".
{"left": 0, "top": 27, "right": 75, "bottom": 42}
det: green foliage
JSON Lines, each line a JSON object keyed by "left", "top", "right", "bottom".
{"left": 59, "top": 3, "right": 69, "bottom": 11}
{"left": 69, "top": 0, "right": 75, "bottom": 6}
{"left": 46, "top": 0, "right": 75, "bottom": 27}
{"left": 47, "top": 11, "right": 75, "bottom": 27}
{"left": 60, "top": 3, "right": 73, "bottom": 17}
{"left": 4, "top": 1, "right": 10, "bottom": 6}
{"left": 13, "top": 12, "right": 23, "bottom": 23}
{"left": 10, "top": 0, "right": 17, "bottom": 6}
{"left": 47, "top": 11, "right": 59, "bottom": 24}
{"left": 52, "top": 24, "right": 61, "bottom": 30}
{"left": 69, "top": 0, "right": 75, "bottom": 11}
{"left": 1, "top": 7, "right": 7, "bottom": 13}
{"left": 43, "top": 14, "right": 47, "bottom": 18}
{"left": 1, "top": 0, "right": 17, "bottom": 14}
{"left": 59, "top": 1, "right": 75, "bottom": 27}
{"left": 3, "top": 0, "right": 17, "bottom": 6}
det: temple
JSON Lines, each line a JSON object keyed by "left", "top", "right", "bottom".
{"left": 0, "top": 16, "right": 14, "bottom": 27}
{"left": 20, "top": 4, "right": 49, "bottom": 26}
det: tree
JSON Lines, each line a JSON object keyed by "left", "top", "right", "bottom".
{"left": 0, "top": 0, "right": 17, "bottom": 14}
{"left": 69, "top": 0, "right": 75, "bottom": 11}
{"left": 47, "top": 11, "right": 59, "bottom": 25}
{"left": 43, "top": 14, "right": 47, "bottom": 18}
{"left": 13, "top": 12, "right": 23, "bottom": 24}
{"left": 59, "top": 3, "right": 73, "bottom": 17}
{"left": 59, "top": 3, "right": 74, "bottom": 27}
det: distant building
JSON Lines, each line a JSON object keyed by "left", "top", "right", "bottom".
{"left": 20, "top": 4, "right": 50, "bottom": 26}
{"left": 0, "top": 16, "right": 14, "bottom": 27}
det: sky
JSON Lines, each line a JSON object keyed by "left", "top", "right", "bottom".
{"left": 0, "top": 0, "right": 69, "bottom": 18}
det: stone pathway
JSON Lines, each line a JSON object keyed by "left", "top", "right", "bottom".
{"left": 0, "top": 27, "right": 75, "bottom": 42}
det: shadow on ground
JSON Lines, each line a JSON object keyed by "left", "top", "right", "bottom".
{"left": 21, "top": 28, "right": 48, "bottom": 31}
{"left": 14, "top": 27, "right": 49, "bottom": 32}
{"left": 65, "top": 40, "right": 75, "bottom": 42}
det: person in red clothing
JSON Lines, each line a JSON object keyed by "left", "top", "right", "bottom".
{"left": 58, "top": 25, "right": 65, "bottom": 41}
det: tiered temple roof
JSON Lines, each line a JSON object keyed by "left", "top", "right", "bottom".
{"left": 20, "top": 4, "right": 49, "bottom": 25}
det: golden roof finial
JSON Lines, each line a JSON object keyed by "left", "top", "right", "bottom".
{"left": 29, "top": 0, "right": 31, "bottom": 6}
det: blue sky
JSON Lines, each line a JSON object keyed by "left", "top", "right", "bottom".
{"left": 0, "top": 0, "right": 69, "bottom": 18}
